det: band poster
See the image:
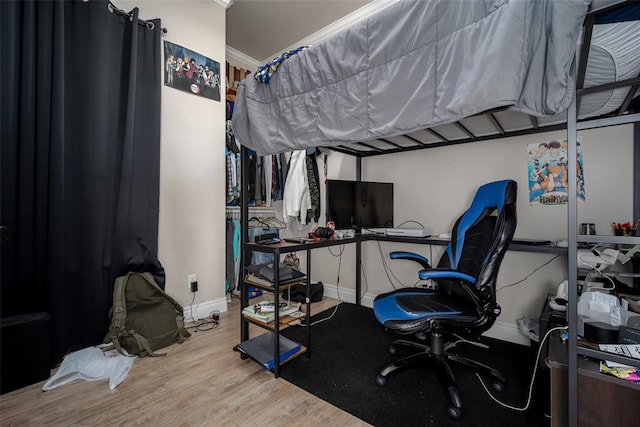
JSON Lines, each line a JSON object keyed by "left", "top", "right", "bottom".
{"left": 527, "top": 137, "right": 585, "bottom": 205}
{"left": 163, "top": 40, "right": 221, "bottom": 101}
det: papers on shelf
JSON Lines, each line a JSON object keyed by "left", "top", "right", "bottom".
{"left": 598, "top": 343, "right": 640, "bottom": 360}
{"left": 598, "top": 343, "right": 640, "bottom": 383}
{"left": 599, "top": 361, "right": 640, "bottom": 383}
{"left": 242, "top": 300, "right": 301, "bottom": 324}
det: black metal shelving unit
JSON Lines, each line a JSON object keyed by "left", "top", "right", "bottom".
{"left": 563, "top": 3, "right": 640, "bottom": 426}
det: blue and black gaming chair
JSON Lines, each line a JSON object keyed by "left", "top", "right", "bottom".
{"left": 373, "top": 179, "right": 517, "bottom": 420}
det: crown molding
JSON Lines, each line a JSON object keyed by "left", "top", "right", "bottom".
{"left": 259, "top": 0, "right": 399, "bottom": 63}
{"left": 213, "top": 0, "right": 233, "bottom": 9}
{"left": 225, "top": 45, "right": 261, "bottom": 70}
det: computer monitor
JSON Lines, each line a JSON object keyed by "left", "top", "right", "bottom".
{"left": 325, "top": 179, "right": 356, "bottom": 229}
{"left": 326, "top": 180, "right": 394, "bottom": 230}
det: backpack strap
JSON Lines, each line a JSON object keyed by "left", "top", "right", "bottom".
{"left": 129, "top": 331, "right": 166, "bottom": 357}
{"left": 138, "top": 272, "right": 191, "bottom": 341}
{"left": 106, "top": 274, "right": 130, "bottom": 355}
{"left": 107, "top": 273, "right": 167, "bottom": 357}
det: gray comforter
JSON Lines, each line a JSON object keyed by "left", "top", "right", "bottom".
{"left": 232, "top": 0, "right": 591, "bottom": 155}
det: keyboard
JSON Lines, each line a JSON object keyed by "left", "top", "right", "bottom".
{"left": 512, "top": 239, "right": 552, "bottom": 246}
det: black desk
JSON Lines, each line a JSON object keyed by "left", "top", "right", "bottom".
{"left": 241, "top": 234, "right": 566, "bottom": 376}
{"left": 246, "top": 233, "right": 566, "bottom": 306}
{"left": 548, "top": 332, "right": 640, "bottom": 427}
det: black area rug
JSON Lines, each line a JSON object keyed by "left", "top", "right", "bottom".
{"left": 281, "top": 303, "right": 550, "bottom": 427}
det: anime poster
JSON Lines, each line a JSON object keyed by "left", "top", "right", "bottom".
{"left": 163, "top": 41, "right": 221, "bottom": 101}
{"left": 527, "top": 138, "right": 585, "bottom": 205}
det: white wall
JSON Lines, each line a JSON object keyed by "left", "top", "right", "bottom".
{"left": 284, "top": 124, "right": 635, "bottom": 344}
{"left": 115, "top": 0, "right": 228, "bottom": 318}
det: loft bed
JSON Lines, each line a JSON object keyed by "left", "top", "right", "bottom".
{"left": 232, "top": 0, "right": 640, "bottom": 158}
{"left": 233, "top": 1, "right": 640, "bottom": 425}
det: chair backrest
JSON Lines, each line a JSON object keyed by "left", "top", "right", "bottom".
{"left": 438, "top": 180, "right": 518, "bottom": 297}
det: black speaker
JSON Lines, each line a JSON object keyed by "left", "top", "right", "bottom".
{"left": 1, "top": 312, "right": 52, "bottom": 394}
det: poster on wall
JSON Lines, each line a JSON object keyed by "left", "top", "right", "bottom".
{"left": 527, "top": 137, "right": 585, "bottom": 205}
{"left": 163, "top": 40, "right": 221, "bottom": 101}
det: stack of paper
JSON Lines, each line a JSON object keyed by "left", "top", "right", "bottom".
{"left": 242, "top": 300, "right": 301, "bottom": 324}
{"left": 598, "top": 343, "right": 640, "bottom": 383}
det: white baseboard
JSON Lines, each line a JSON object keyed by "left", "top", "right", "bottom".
{"left": 321, "top": 283, "right": 374, "bottom": 308}
{"left": 483, "top": 321, "right": 530, "bottom": 346}
{"left": 183, "top": 297, "right": 227, "bottom": 322}
{"left": 322, "top": 283, "right": 529, "bottom": 345}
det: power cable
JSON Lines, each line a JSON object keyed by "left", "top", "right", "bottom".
{"left": 498, "top": 255, "right": 561, "bottom": 291}
{"left": 476, "top": 326, "right": 568, "bottom": 412}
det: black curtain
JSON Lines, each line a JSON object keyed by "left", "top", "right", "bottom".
{"left": 1, "top": 0, "right": 162, "bottom": 362}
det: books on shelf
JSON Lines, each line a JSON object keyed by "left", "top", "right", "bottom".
{"left": 242, "top": 300, "right": 302, "bottom": 324}
{"left": 236, "top": 332, "right": 302, "bottom": 370}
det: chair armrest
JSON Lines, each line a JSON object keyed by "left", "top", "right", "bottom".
{"left": 389, "top": 251, "right": 431, "bottom": 270}
{"left": 418, "top": 268, "right": 477, "bottom": 285}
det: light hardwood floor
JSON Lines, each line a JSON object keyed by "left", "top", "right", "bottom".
{"left": 0, "top": 297, "right": 369, "bottom": 426}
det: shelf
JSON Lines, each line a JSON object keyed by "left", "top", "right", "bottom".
{"left": 577, "top": 345, "right": 640, "bottom": 370}
{"left": 549, "top": 334, "right": 640, "bottom": 387}
{"left": 243, "top": 278, "right": 307, "bottom": 292}
{"left": 549, "top": 333, "right": 639, "bottom": 427}
{"left": 236, "top": 332, "right": 306, "bottom": 371}
{"left": 577, "top": 235, "right": 640, "bottom": 245}
{"left": 242, "top": 312, "right": 306, "bottom": 330}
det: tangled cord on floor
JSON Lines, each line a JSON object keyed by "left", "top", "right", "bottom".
{"left": 186, "top": 310, "right": 220, "bottom": 332}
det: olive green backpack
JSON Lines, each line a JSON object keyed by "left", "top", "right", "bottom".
{"left": 104, "top": 272, "right": 190, "bottom": 357}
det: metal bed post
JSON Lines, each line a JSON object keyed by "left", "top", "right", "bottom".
{"left": 356, "top": 156, "right": 362, "bottom": 305}
{"left": 240, "top": 145, "right": 250, "bottom": 342}
{"left": 566, "top": 56, "right": 579, "bottom": 427}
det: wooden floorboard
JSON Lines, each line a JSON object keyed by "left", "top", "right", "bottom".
{"left": 0, "top": 297, "right": 370, "bottom": 426}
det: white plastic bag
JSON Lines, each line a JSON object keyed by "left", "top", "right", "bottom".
{"left": 518, "top": 315, "right": 540, "bottom": 342}
{"left": 43, "top": 346, "right": 135, "bottom": 391}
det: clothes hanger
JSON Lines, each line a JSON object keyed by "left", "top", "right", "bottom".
{"left": 248, "top": 216, "right": 270, "bottom": 230}
{"left": 264, "top": 216, "right": 287, "bottom": 229}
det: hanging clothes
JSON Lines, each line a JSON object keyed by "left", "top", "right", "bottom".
{"left": 283, "top": 150, "right": 311, "bottom": 225}
{"left": 263, "top": 155, "right": 272, "bottom": 207}
{"left": 225, "top": 120, "right": 240, "bottom": 205}
{"left": 232, "top": 218, "right": 241, "bottom": 292}
{"left": 305, "top": 149, "right": 321, "bottom": 223}
{"left": 225, "top": 218, "right": 235, "bottom": 291}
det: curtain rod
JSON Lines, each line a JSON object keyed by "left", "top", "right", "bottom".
{"left": 107, "top": 3, "right": 167, "bottom": 34}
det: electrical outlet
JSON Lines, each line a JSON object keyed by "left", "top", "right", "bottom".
{"left": 188, "top": 274, "right": 197, "bottom": 292}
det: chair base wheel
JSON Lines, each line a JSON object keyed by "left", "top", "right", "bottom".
{"left": 376, "top": 374, "right": 387, "bottom": 387}
{"left": 388, "top": 345, "right": 397, "bottom": 356}
{"left": 491, "top": 380, "right": 505, "bottom": 393}
{"left": 447, "top": 405, "right": 462, "bottom": 420}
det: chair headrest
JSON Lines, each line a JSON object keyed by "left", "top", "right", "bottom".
{"left": 447, "top": 179, "right": 517, "bottom": 270}
{"left": 471, "top": 179, "right": 517, "bottom": 213}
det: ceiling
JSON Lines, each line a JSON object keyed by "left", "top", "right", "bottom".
{"left": 226, "top": 0, "right": 371, "bottom": 63}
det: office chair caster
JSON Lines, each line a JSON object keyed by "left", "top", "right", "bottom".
{"left": 447, "top": 405, "right": 462, "bottom": 420}
{"left": 491, "top": 380, "right": 505, "bottom": 393}
{"left": 375, "top": 374, "right": 387, "bottom": 387}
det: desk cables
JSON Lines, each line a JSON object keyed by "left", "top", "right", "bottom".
{"left": 476, "top": 325, "right": 568, "bottom": 413}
